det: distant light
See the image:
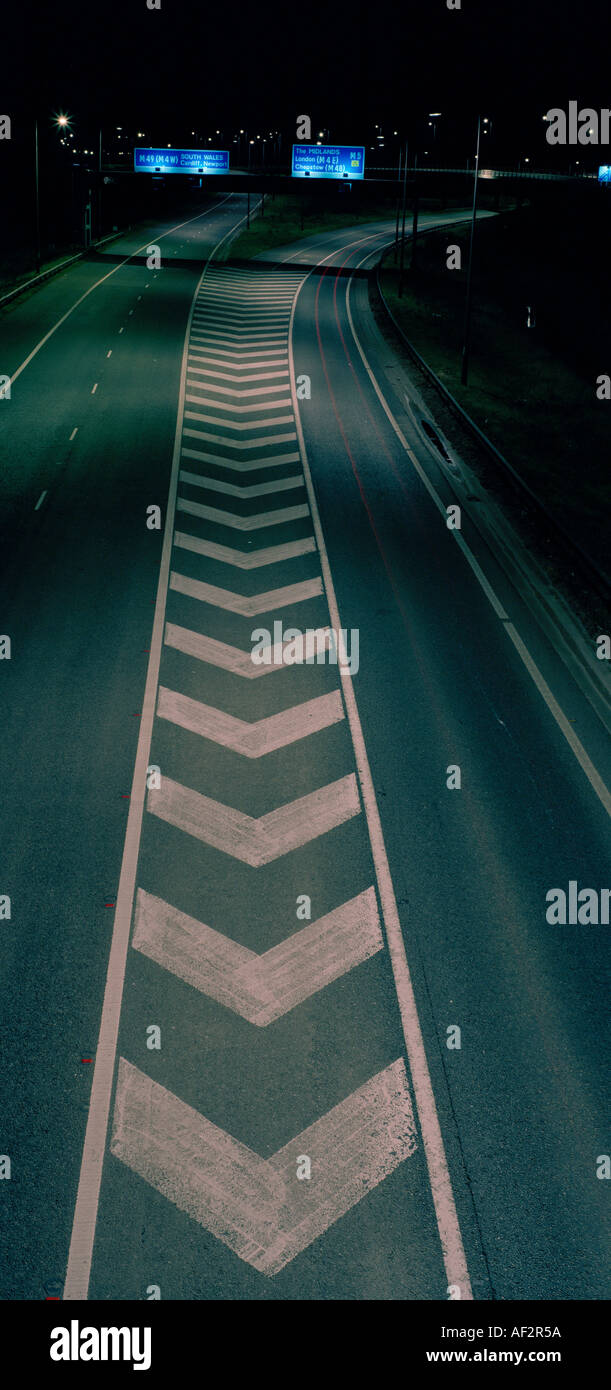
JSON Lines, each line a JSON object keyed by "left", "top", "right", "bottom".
{"left": 318, "top": 131, "right": 324, "bottom": 137}
{"left": 116, "top": 126, "right": 122, "bottom": 131}
{"left": 429, "top": 112, "right": 442, "bottom": 117}
{"left": 240, "top": 128, "right": 244, "bottom": 133}
{"left": 393, "top": 130, "right": 398, "bottom": 135}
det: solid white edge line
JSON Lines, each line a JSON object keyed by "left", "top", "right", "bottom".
{"left": 345, "top": 242, "right": 611, "bottom": 819}
{"left": 287, "top": 230, "right": 474, "bottom": 1299}
{"left": 62, "top": 197, "right": 258, "bottom": 1302}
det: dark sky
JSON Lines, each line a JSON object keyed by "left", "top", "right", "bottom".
{"left": 2, "top": 1, "right": 610, "bottom": 153}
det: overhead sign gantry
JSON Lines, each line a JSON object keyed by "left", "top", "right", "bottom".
{"left": 134, "top": 147, "right": 230, "bottom": 173}
{"left": 291, "top": 145, "right": 365, "bottom": 179}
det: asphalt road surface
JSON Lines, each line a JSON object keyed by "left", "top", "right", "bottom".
{"left": 1, "top": 196, "right": 609, "bottom": 1302}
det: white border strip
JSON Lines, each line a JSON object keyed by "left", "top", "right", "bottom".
{"left": 63, "top": 198, "right": 258, "bottom": 1301}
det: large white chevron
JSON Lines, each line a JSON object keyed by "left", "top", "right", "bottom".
{"left": 111, "top": 1057, "right": 416, "bottom": 1276}
{"left": 185, "top": 401, "right": 293, "bottom": 414}
{"left": 188, "top": 358, "right": 289, "bottom": 373}
{"left": 187, "top": 383, "right": 293, "bottom": 397}
{"left": 173, "top": 531, "right": 315, "bottom": 568}
{"left": 180, "top": 427, "right": 296, "bottom": 449}
{"left": 156, "top": 686, "right": 343, "bottom": 756}
{"left": 164, "top": 622, "right": 333, "bottom": 676}
{"left": 181, "top": 446, "right": 301, "bottom": 473}
{"left": 187, "top": 369, "right": 289, "bottom": 384}
{"left": 183, "top": 413, "right": 294, "bottom": 430}
{"left": 147, "top": 773, "right": 361, "bottom": 864}
{"left": 132, "top": 886, "right": 381, "bottom": 1023}
{"left": 176, "top": 497, "right": 310, "bottom": 529}
{"left": 188, "top": 348, "right": 289, "bottom": 361}
{"left": 169, "top": 570, "right": 322, "bottom": 614}
{"left": 179, "top": 469, "right": 303, "bottom": 500}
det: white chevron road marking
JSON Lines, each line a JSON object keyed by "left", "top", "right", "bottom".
{"left": 188, "top": 356, "right": 289, "bottom": 371}
{"left": 132, "top": 886, "right": 381, "bottom": 1023}
{"left": 181, "top": 445, "right": 301, "bottom": 472}
{"left": 187, "top": 383, "right": 294, "bottom": 397}
{"left": 111, "top": 1057, "right": 416, "bottom": 1276}
{"left": 179, "top": 469, "right": 302, "bottom": 499}
{"left": 176, "top": 498, "right": 310, "bottom": 529}
{"left": 173, "top": 532, "right": 316, "bottom": 568}
{"left": 156, "top": 686, "right": 344, "bottom": 756}
{"left": 191, "top": 332, "right": 287, "bottom": 344}
{"left": 189, "top": 347, "right": 289, "bottom": 360}
{"left": 180, "top": 428, "right": 297, "bottom": 449}
{"left": 169, "top": 571, "right": 322, "bottom": 614}
{"left": 185, "top": 400, "right": 293, "bottom": 415}
{"left": 187, "top": 369, "right": 289, "bottom": 384}
{"left": 183, "top": 414, "right": 294, "bottom": 430}
{"left": 147, "top": 773, "right": 361, "bottom": 864}
{"left": 163, "top": 622, "right": 332, "bottom": 677}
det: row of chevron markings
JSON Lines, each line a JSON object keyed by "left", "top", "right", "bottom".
{"left": 110, "top": 263, "right": 419, "bottom": 1277}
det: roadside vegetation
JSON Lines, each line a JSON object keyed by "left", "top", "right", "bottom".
{"left": 378, "top": 203, "right": 611, "bottom": 581}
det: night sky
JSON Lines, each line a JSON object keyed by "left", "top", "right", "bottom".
{"left": 2, "top": 1, "right": 610, "bottom": 155}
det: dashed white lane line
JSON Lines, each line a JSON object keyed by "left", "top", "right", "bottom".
{"left": 91, "top": 383, "right": 98, "bottom": 394}
{"left": 128, "top": 309, "right": 134, "bottom": 316}
{"left": 118, "top": 327, "right": 124, "bottom": 334}
{"left": 34, "top": 489, "right": 47, "bottom": 511}
{"left": 6, "top": 195, "right": 234, "bottom": 390}
{"left": 106, "top": 350, "right": 112, "bottom": 359}
{"left": 69, "top": 427, "right": 78, "bottom": 441}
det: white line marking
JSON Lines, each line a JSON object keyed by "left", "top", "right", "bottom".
{"left": 163, "top": 622, "right": 331, "bottom": 677}
{"left": 63, "top": 197, "right": 254, "bottom": 1302}
{"left": 132, "top": 885, "right": 381, "bottom": 1023}
{"left": 156, "top": 685, "right": 343, "bottom": 756}
{"left": 185, "top": 399, "right": 293, "bottom": 416}
{"left": 181, "top": 445, "right": 301, "bottom": 472}
{"left": 34, "top": 490, "right": 47, "bottom": 511}
{"left": 179, "top": 469, "right": 303, "bottom": 499}
{"left": 69, "top": 427, "right": 78, "bottom": 441}
{"left": 176, "top": 498, "right": 310, "bottom": 529}
{"left": 173, "top": 532, "right": 316, "bottom": 569}
{"left": 169, "top": 571, "right": 322, "bottom": 615}
{"left": 148, "top": 772, "right": 361, "bottom": 864}
{"left": 106, "top": 350, "right": 112, "bottom": 358}
{"left": 187, "top": 368, "right": 289, "bottom": 384}
{"left": 180, "top": 426, "right": 296, "bottom": 449}
{"left": 111, "top": 1056, "right": 416, "bottom": 1275}
{"left": 91, "top": 383, "right": 98, "bottom": 394}
{"left": 183, "top": 414, "right": 294, "bottom": 431}
{"left": 289, "top": 254, "right": 474, "bottom": 1298}
{"left": 344, "top": 246, "right": 611, "bottom": 820}
{"left": 118, "top": 327, "right": 124, "bottom": 334}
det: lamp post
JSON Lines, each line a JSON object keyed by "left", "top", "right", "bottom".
{"left": 34, "top": 117, "right": 41, "bottom": 271}
{"left": 461, "top": 115, "right": 486, "bottom": 386}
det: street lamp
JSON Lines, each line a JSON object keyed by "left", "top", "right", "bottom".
{"left": 461, "top": 114, "right": 487, "bottom": 386}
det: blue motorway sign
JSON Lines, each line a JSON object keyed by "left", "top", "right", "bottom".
{"left": 134, "top": 148, "right": 230, "bottom": 174}
{"left": 598, "top": 165, "right": 611, "bottom": 183}
{"left": 291, "top": 144, "right": 365, "bottom": 180}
